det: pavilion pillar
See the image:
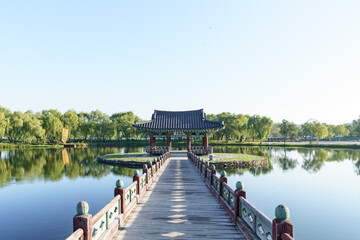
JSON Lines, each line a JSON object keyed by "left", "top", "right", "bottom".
{"left": 187, "top": 135, "right": 191, "bottom": 152}
{"left": 202, "top": 134, "right": 208, "bottom": 147}
{"left": 167, "top": 135, "right": 172, "bottom": 152}
{"left": 150, "top": 134, "right": 156, "bottom": 149}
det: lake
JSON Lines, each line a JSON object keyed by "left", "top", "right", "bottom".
{"left": 0, "top": 146, "right": 359, "bottom": 239}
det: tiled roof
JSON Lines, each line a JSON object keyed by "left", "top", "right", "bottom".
{"left": 134, "top": 109, "right": 224, "bottom": 131}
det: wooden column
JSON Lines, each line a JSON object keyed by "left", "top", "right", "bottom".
{"left": 203, "top": 134, "right": 209, "bottom": 147}
{"left": 150, "top": 134, "right": 156, "bottom": 149}
{"left": 187, "top": 135, "right": 191, "bottom": 152}
{"left": 202, "top": 134, "right": 208, "bottom": 147}
{"left": 167, "top": 135, "right": 172, "bottom": 152}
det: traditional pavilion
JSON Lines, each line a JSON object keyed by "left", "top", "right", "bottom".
{"left": 133, "top": 109, "right": 225, "bottom": 155}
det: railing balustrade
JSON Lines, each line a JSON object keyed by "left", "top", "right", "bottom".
{"left": 146, "top": 146, "right": 169, "bottom": 155}
{"left": 66, "top": 152, "right": 171, "bottom": 240}
{"left": 187, "top": 152, "right": 294, "bottom": 240}
{"left": 190, "top": 146, "right": 213, "bottom": 155}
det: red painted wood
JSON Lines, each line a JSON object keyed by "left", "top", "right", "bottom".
{"left": 272, "top": 219, "right": 293, "bottom": 240}
{"left": 202, "top": 135, "right": 208, "bottom": 147}
{"left": 281, "top": 233, "right": 294, "bottom": 240}
{"left": 73, "top": 214, "right": 92, "bottom": 240}
{"left": 114, "top": 188, "right": 125, "bottom": 215}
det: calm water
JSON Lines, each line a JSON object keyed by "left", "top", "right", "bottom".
{"left": 0, "top": 146, "right": 359, "bottom": 239}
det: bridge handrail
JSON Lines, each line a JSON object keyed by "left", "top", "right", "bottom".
{"left": 67, "top": 151, "right": 171, "bottom": 240}
{"left": 124, "top": 181, "right": 138, "bottom": 207}
{"left": 65, "top": 228, "right": 83, "bottom": 240}
{"left": 240, "top": 196, "right": 272, "bottom": 240}
{"left": 222, "top": 182, "right": 235, "bottom": 210}
{"left": 92, "top": 195, "right": 120, "bottom": 240}
{"left": 187, "top": 152, "right": 294, "bottom": 240}
{"left": 281, "top": 233, "right": 294, "bottom": 240}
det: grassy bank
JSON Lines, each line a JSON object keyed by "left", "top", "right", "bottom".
{"left": 97, "top": 153, "right": 154, "bottom": 166}
{"left": 209, "top": 141, "right": 360, "bottom": 149}
{"left": 0, "top": 142, "right": 88, "bottom": 149}
{"left": 0, "top": 143, "right": 64, "bottom": 149}
{"left": 202, "top": 153, "right": 265, "bottom": 163}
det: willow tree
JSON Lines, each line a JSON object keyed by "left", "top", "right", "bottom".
{"left": 248, "top": 115, "right": 273, "bottom": 143}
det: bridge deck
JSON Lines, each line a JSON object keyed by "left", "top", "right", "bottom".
{"left": 113, "top": 152, "right": 245, "bottom": 240}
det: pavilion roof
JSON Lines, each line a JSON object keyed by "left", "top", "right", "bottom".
{"left": 133, "top": 109, "right": 224, "bottom": 132}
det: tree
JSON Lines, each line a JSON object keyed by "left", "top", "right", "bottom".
{"left": 351, "top": 119, "right": 360, "bottom": 137}
{"left": 326, "top": 125, "right": 336, "bottom": 140}
{"left": 248, "top": 115, "right": 273, "bottom": 143}
{"left": 314, "top": 124, "right": 328, "bottom": 141}
{"left": 333, "top": 124, "right": 349, "bottom": 139}
{"left": 279, "top": 119, "right": 298, "bottom": 143}
{"left": 271, "top": 123, "right": 281, "bottom": 139}
{"left": 301, "top": 120, "right": 328, "bottom": 143}
{"left": 61, "top": 110, "right": 79, "bottom": 139}
{"left": 41, "top": 111, "right": 63, "bottom": 143}
{"left": 7, "top": 111, "right": 45, "bottom": 143}
{"left": 110, "top": 112, "right": 140, "bottom": 140}
{"left": 0, "top": 106, "right": 10, "bottom": 141}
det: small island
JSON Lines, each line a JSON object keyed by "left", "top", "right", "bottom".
{"left": 97, "top": 153, "right": 154, "bottom": 167}
{"left": 202, "top": 153, "right": 268, "bottom": 168}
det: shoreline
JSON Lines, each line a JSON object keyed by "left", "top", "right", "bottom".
{"left": 1, "top": 140, "right": 360, "bottom": 150}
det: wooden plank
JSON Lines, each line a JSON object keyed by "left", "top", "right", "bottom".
{"left": 113, "top": 153, "right": 246, "bottom": 240}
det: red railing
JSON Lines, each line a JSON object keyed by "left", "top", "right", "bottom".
{"left": 188, "top": 152, "right": 294, "bottom": 240}
{"left": 190, "top": 146, "right": 213, "bottom": 155}
{"left": 146, "top": 146, "right": 169, "bottom": 155}
{"left": 66, "top": 152, "right": 171, "bottom": 240}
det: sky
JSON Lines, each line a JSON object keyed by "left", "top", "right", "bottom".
{"left": 0, "top": 0, "right": 359, "bottom": 125}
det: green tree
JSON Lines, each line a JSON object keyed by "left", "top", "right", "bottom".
{"left": 41, "top": 111, "right": 63, "bottom": 143}
{"left": 61, "top": 110, "right": 79, "bottom": 139}
{"left": 0, "top": 106, "right": 10, "bottom": 141}
{"left": 7, "top": 111, "right": 45, "bottom": 143}
{"left": 110, "top": 112, "right": 140, "bottom": 140}
{"left": 333, "top": 124, "right": 349, "bottom": 139}
{"left": 279, "top": 119, "right": 298, "bottom": 143}
{"left": 301, "top": 120, "right": 328, "bottom": 142}
{"left": 248, "top": 115, "right": 273, "bottom": 143}
{"left": 326, "top": 125, "right": 336, "bottom": 140}
{"left": 351, "top": 119, "right": 360, "bottom": 137}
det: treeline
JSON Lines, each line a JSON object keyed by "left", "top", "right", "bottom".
{"left": 1, "top": 106, "right": 360, "bottom": 144}
{"left": 207, "top": 113, "right": 360, "bottom": 142}
{"left": 0, "top": 106, "right": 142, "bottom": 144}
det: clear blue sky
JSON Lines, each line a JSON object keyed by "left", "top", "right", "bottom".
{"left": 1, "top": 0, "right": 359, "bottom": 124}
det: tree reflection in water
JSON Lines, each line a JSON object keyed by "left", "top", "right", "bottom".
{"left": 213, "top": 146, "right": 360, "bottom": 176}
{"left": 0, "top": 146, "right": 359, "bottom": 187}
{"left": 0, "top": 147, "right": 144, "bottom": 187}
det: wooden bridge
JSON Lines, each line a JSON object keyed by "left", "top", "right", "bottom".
{"left": 66, "top": 151, "right": 294, "bottom": 240}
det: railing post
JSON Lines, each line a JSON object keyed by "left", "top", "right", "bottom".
{"left": 133, "top": 170, "right": 140, "bottom": 195}
{"left": 73, "top": 201, "right": 92, "bottom": 240}
{"left": 219, "top": 170, "right": 227, "bottom": 197}
{"left": 210, "top": 164, "right": 216, "bottom": 185}
{"left": 114, "top": 179, "right": 125, "bottom": 214}
{"left": 272, "top": 205, "right": 293, "bottom": 240}
{"left": 204, "top": 161, "right": 209, "bottom": 178}
{"left": 234, "top": 181, "right": 246, "bottom": 218}
{"left": 142, "top": 164, "right": 148, "bottom": 183}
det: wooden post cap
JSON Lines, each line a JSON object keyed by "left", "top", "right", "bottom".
{"left": 236, "top": 181, "right": 244, "bottom": 190}
{"left": 76, "top": 201, "right": 89, "bottom": 215}
{"left": 116, "top": 179, "right": 124, "bottom": 188}
{"left": 275, "top": 205, "right": 290, "bottom": 220}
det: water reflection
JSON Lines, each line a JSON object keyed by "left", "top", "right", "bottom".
{"left": 1, "top": 146, "right": 359, "bottom": 188}
{"left": 0, "top": 147, "right": 144, "bottom": 187}
{"left": 213, "top": 146, "right": 360, "bottom": 176}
